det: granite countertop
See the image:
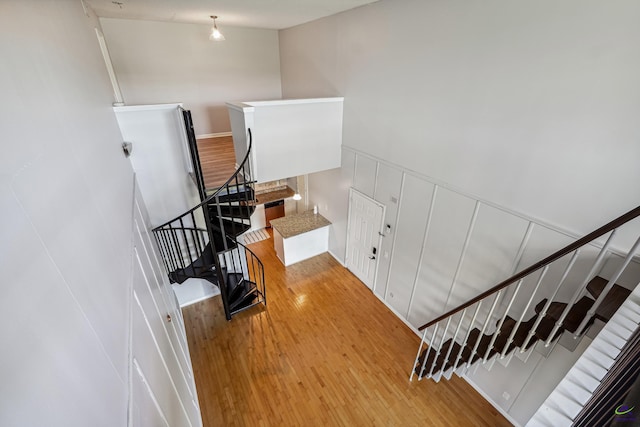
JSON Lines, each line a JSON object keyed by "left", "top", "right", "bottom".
{"left": 270, "top": 211, "right": 331, "bottom": 238}
{"left": 254, "top": 186, "right": 295, "bottom": 205}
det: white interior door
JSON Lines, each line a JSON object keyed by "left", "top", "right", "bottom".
{"left": 346, "top": 189, "right": 385, "bottom": 290}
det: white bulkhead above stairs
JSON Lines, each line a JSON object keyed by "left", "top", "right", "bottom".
{"left": 227, "top": 98, "right": 344, "bottom": 183}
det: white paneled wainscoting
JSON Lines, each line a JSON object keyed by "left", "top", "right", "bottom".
{"left": 307, "top": 146, "right": 640, "bottom": 426}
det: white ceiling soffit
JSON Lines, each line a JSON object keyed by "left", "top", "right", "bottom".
{"left": 86, "top": 0, "right": 380, "bottom": 30}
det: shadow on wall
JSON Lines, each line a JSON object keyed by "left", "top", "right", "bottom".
{"left": 189, "top": 105, "right": 231, "bottom": 136}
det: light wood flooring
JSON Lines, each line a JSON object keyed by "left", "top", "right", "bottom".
{"left": 182, "top": 235, "right": 512, "bottom": 426}
{"left": 196, "top": 136, "right": 237, "bottom": 189}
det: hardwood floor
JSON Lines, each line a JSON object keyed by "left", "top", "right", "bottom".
{"left": 196, "top": 136, "right": 237, "bottom": 189}
{"left": 182, "top": 237, "right": 512, "bottom": 426}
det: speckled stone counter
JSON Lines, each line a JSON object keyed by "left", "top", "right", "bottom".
{"left": 254, "top": 186, "right": 295, "bottom": 205}
{"left": 270, "top": 211, "right": 332, "bottom": 266}
{"left": 269, "top": 211, "right": 331, "bottom": 239}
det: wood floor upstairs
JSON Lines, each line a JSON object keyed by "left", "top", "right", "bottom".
{"left": 182, "top": 236, "right": 511, "bottom": 426}
{"left": 196, "top": 136, "right": 236, "bottom": 190}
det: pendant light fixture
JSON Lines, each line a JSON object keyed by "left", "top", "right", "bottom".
{"left": 209, "top": 15, "right": 225, "bottom": 41}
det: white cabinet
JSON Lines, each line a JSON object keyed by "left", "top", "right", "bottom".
{"left": 270, "top": 211, "right": 332, "bottom": 266}
{"left": 273, "top": 226, "right": 330, "bottom": 266}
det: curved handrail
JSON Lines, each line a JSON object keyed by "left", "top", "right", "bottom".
{"left": 418, "top": 204, "right": 640, "bottom": 331}
{"left": 152, "top": 128, "right": 253, "bottom": 231}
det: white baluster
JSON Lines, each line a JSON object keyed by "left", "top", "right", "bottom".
{"left": 410, "top": 328, "right": 429, "bottom": 382}
{"left": 441, "top": 309, "right": 467, "bottom": 377}
{"left": 574, "top": 234, "right": 640, "bottom": 337}
{"left": 503, "top": 266, "right": 549, "bottom": 358}
{"left": 521, "top": 249, "right": 581, "bottom": 351}
{"left": 418, "top": 324, "right": 439, "bottom": 379}
{"left": 482, "top": 279, "right": 524, "bottom": 363}
{"left": 428, "top": 317, "right": 452, "bottom": 378}
{"left": 465, "top": 291, "right": 502, "bottom": 373}
{"left": 453, "top": 302, "right": 483, "bottom": 373}
{"left": 544, "top": 230, "right": 617, "bottom": 347}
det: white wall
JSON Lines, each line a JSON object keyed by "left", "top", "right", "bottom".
{"left": 228, "top": 98, "right": 344, "bottom": 183}
{"left": 307, "top": 152, "right": 354, "bottom": 262}
{"left": 0, "top": 1, "right": 198, "bottom": 425}
{"left": 0, "top": 1, "right": 134, "bottom": 425}
{"left": 336, "top": 147, "right": 640, "bottom": 424}
{"left": 279, "top": 0, "right": 640, "bottom": 253}
{"left": 101, "top": 18, "right": 283, "bottom": 135}
{"left": 114, "top": 104, "right": 200, "bottom": 226}
{"left": 282, "top": 5, "right": 640, "bottom": 421}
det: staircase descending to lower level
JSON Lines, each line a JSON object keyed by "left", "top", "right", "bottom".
{"left": 152, "top": 113, "right": 265, "bottom": 320}
{"left": 527, "top": 286, "right": 640, "bottom": 426}
{"left": 411, "top": 205, "right": 640, "bottom": 388}
{"left": 413, "top": 276, "right": 630, "bottom": 380}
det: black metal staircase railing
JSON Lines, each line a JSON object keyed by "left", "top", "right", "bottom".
{"left": 152, "top": 126, "right": 265, "bottom": 320}
{"left": 411, "top": 205, "right": 640, "bottom": 382}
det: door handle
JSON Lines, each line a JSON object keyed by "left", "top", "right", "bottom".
{"left": 369, "top": 255, "right": 376, "bottom": 260}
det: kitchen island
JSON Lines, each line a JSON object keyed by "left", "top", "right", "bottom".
{"left": 269, "top": 211, "right": 331, "bottom": 266}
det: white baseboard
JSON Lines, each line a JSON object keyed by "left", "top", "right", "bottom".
{"left": 328, "top": 250, "right": 346, "bottom": 267}
{"left": 368, "top": 284, "right": 520, "bottom": 426}
{"left": 337, "top": 247, "right": 519, "bottom": 425}
{"left": 372, "top": 292, "right": 422, "bottom": 337}
{"left": 196, "top": 131, "right": 232, "bottom": 139}
{"left": 463, "top": 375, "right": 523, "bottom": 427}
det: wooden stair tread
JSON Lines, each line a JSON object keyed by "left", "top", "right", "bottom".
{"left": 534, "top": 296, "right": 594, "bottom": 335}
{"left": 417, "top": 339, "right": 456, "bottom": 374}
{"left": 586, "top": 276, "right": 611, "bottom": 299}
{"left": 586, "top": 276, "right": 631, "bottom": 322}
{"left": 416, "top": 277, "right": 633, "bottom": 380}
{"left": 416, "top": 288, "right": 614, "bottom": 377}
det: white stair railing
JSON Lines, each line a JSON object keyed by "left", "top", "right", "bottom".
{"left": 411, "top": 205, "right": 640, "bottom": 383}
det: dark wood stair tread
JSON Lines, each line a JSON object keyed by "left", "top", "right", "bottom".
{"left": 534, "top": 296, "right": 594, "bottom": 335}
{"left": 417, "top": 316, "right": 536, "bottom": 375}
{"left": 417, "top": 339, "right": 470, "bottom": 375}
{"left": 586, "top": 276, "right": 631, "bottom": 322}
{"left": 416, "top": 277, "right": 632, "bottom": 378}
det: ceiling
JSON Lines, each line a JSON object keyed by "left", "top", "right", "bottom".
{"left": 85, "top": 0, "right": 380, "bottom": 30}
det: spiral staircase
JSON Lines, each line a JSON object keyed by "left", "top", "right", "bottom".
{"left": 152, "top": 110, "right": 265, "bottom": 320}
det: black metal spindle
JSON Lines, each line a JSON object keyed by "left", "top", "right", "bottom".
{"left": 190, "top": 228, "right": 201, "bottom": 268}
{"left": 215, "top": 193, "right": 227, "bottom": 251}
{"left": 154, "top": 234, "right": 171, "bottom": 274}
{"left": 159, "top": 229, "right": 177, "bottom": 273}
{"left": 169, "top": 226, "right": 185, "bottom": 269}
{"left": 249, "top": 249, "right": 255, "bottom": 282}
{"left": 178, "top": 218, "right": 194, "bottom": 266}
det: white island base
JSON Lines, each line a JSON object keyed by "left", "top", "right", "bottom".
{"left": 273, "top": 226, "right": 329, "bottom": 266}
{"left": 270, "top": 211, "right": 331, "bottom": 266}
